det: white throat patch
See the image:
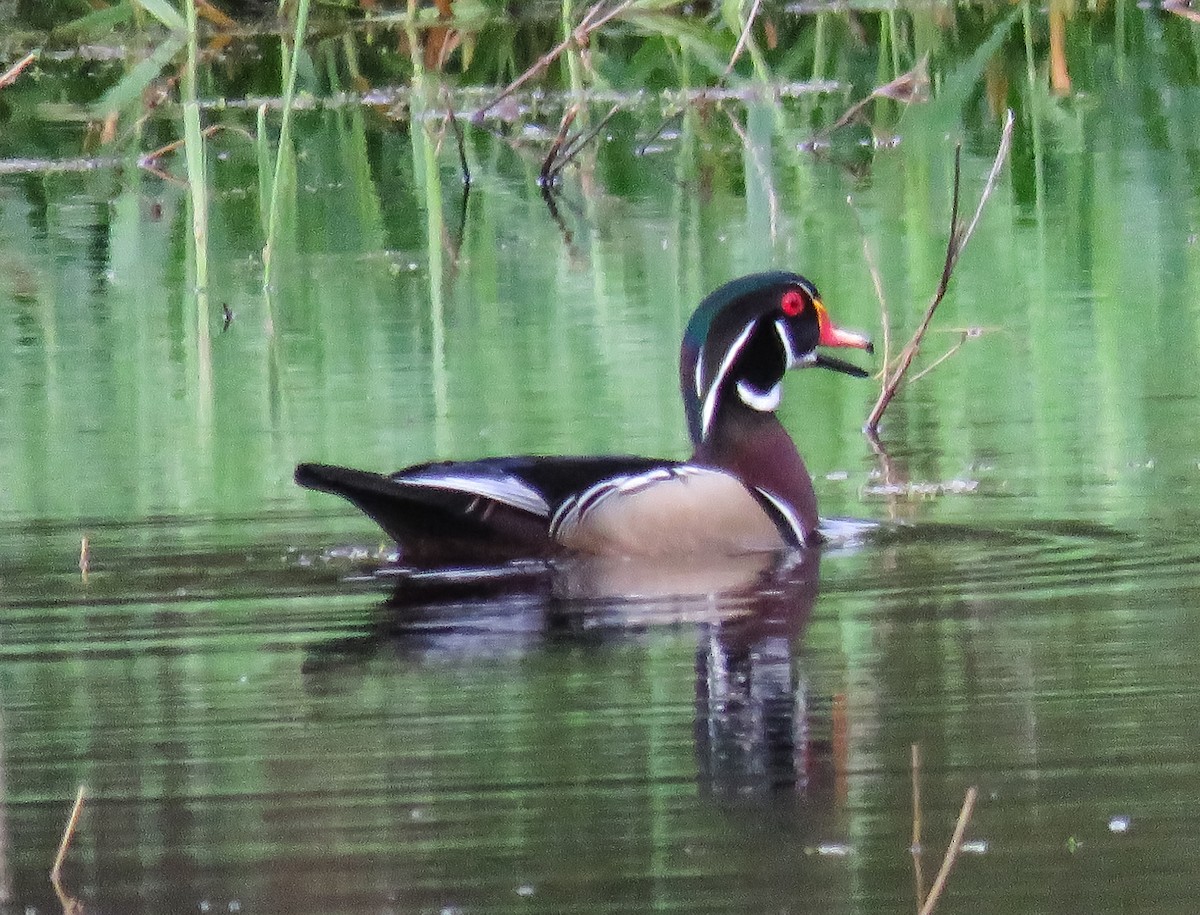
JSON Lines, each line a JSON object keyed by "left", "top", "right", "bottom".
{"left": 735, "top": 379, "right": 782, "bottom": 412}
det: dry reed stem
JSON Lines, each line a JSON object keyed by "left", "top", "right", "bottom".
{"left": 722, "top": 0, "right": 764, "bottom": 81}
{"left": 819, "top": 58, "right": 929, "bottom": 141}
{"left": 917, "top": 786, "right": 978, "bottom": 915}
{"left": 441, "top": 89, "right": 471, "bottom": 186}
{"left": 864, "top": 109, "right": 1014, "bottom": 435}
{"left": 552, "top": 102, "right": 621, "bottom": 179}
{"left": 78, "top": 537, "right": 89, "bottom": 583}
{"left": 139, "top": 125, "right": 223, "bottom": 168}
{"left": 51, "top": 785, "right": 86, "bottom": 914}
{"left": 0, "top": 51, "right": 38, "bottom": 91}
{"left": 540, "top": 105, "right": 580, "bottom": 184}
{"left": 197, "top": 0, "right": 239, "bottom": 30}
{"left": 911, "top": 743, "right": 926, "bottom": 907}
{"left": 906, "top": 331, "right": 969, "bottom": 386}
{"left": 474, "top": 0, "right": 636, "bottom": 121}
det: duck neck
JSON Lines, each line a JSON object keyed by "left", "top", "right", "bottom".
{"left": 690, "top": 402, "right": 820, "bottom": 542}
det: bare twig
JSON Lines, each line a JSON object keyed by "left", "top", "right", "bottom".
{"left": 444, "top": 94, "right": 471, "bottom": 186}
{"left": 540, "top": 105, "right": 580, "bottom": 185}
{"left": 907, "top": 331, "right": 968, "bottom": 386}
{"left": 818, "top": 58, "right": 929, "bottom": 141}
{"left": 551, "top": 102, "right": 621, "bottom": 180}
{"left": 917, "top": 786, "right": 979, "bottom": 915}
{"left": 51, "top": 785, "right": 86, "bottom": 914}
{"left": 138, "top": 124, "right": 223, "bottom": 170}
{"left": 473, "top": 0, "right": 636, "bottom": 122}
{"left": 864, "top": 109, "right": 1014, "bottom": 435}
{"left": 636, "top": 110, "right": 682, "bottom": 156}
{"left": 78, "top": 536, "right": 89, "bottom": 583}
{"left": 540, "top": 184, "right": 577, "bottom": 255}
{"left": 722, "top": 0, "right": 765, "bottom": 81}
{"left": 0, "top": 50, "right": 38, "bottom": 91}
{"left": 911, "top": 744, "right": 926, "bottom": 908}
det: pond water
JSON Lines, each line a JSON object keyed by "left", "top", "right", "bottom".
{"left": 2, "top": 3, "right": 1200, "bottom": 913}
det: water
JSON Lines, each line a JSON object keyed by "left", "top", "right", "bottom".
{"left": 3, "top": 4, "right": 1200, "bottom": 912}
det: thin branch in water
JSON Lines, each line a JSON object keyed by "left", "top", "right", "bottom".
{"left": 540, "top": 104, "right": 580, "bottom": 185}
{"left": 637, "top": 109, "right": 682, "bottom": 157}
{"left": 906, "top": 331, "right": 969, "bottom": 386}
{"left": 863, "top": 109, "right": 1014, "bottom": 435}
{"left": 911, "top": 743, "right": 926, "bottom": 907}
{"left": 540, "top": 185, "right": 579, "bottom": 258}
{"left": 817, "top": 57, "right": 929, "bottom": 142}
{"left": 139, "top": 124, "right": 223, "bottom": 171}
{"left": 551, "top": 103, "right": 621, "bottom": 180}
{"left": 473, "top": 0, "right": 636, "bottom": 122}
{"left": 917, "top": 786, "right": 979, "bottom": 915}
{"left": 50, "top": 785, "right": 86, "bottom": 915}
{"left": 443, "top": 92, "right": 471, "bottom": 186}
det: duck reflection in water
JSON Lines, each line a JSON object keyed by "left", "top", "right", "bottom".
{"left": 303, "top": 547, "right": 836, "bottom": 798}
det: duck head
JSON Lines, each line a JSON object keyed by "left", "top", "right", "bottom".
{"left": 681, "top": 272, "right": 873, "bottom": 446}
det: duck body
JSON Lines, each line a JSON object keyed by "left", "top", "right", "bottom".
{"left": 296, "top": 272, "right": 871, "bottom": 565}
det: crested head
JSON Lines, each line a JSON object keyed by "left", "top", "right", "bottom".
{"left": 680, "top": 272, "right": 871, "bottom": 446}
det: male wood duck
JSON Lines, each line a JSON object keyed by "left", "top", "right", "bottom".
{"left": 296, "top": 272, "right": 871, "bottom": 565}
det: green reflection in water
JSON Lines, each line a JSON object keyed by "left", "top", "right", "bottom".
{"left": 0, "top": 3, "right": 1199, "bottom": 913}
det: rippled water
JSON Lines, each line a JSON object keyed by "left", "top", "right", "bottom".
{"left": 4, "top": 2, "right": 1200, "bottom": 910}
{"left": 4, "top": 510, "right": 1200, "bottom": 913}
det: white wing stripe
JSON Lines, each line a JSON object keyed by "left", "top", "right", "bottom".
{"left": 397, "top": 473, "right": 551, "bottom": 516}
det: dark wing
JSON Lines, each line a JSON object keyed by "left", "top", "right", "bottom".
{"left": 295, "top": 454, "right": 678, "bottom": 565}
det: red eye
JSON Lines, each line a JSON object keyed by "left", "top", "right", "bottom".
{"left": 781, "top": 289, "right": 807, "bottom": 317}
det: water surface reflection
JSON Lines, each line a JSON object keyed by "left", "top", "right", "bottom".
{"left": 5, "top": 517, "right": 1200, "bottom": 912}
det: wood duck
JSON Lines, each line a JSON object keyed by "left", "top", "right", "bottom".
{"left": 295, "top": 272, "right": 872, "bottom": 565}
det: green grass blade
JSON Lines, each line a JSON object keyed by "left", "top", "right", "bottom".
{"left": 53, "top": 1, "right": 135, "bottom": 38}
{"left": 263, "top": 0, "right": 312, "bottom": 288}
{"left": 91, "top": 35, "right": 184, "bottom": 115}
{"left": 135, "top": 0, "right": 188, "bottom": 32}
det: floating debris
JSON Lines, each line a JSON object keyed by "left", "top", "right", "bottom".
{"left": 808, "top": 842, "right": 852, "bottom": 857}
{"left": 1108, "top": 815, "right": 1131, "bottom": 834}
{"left": 863, "top": 478, "right": 980, "bottom": 498}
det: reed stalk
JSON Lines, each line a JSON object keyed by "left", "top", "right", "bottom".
{"left": 183, "top": 0, "right": 214, "bottom": 439}
{"left": 262, "top": 0, "right": 312, "bottom": 288}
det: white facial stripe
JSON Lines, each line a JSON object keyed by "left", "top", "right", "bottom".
{"left": 736, "top": 379, "right": 781, "bottom": 412}
{"left": 398, "top": 473, "right": 551, "bottom": 517}
{"left": 775, "top": 318, "right": 800, "bottom": 368}
{"left": 694, "top": 345, "right": 705, "bottom": 398}
{"left": 754, "top": 486, "right": 809, "bottom": 547}
{"left": 701, "top": 320, "right": 758, "bottom": 441}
